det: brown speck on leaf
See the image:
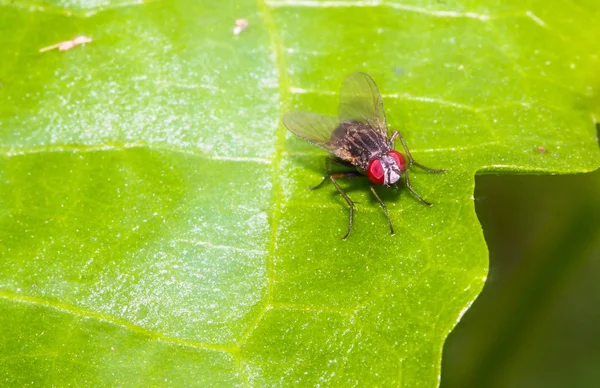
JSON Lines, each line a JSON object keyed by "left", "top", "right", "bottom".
{"left": 537, "top": 146, "right": 547, "bottom": 153}
{"left": 233, "top": 19, "right": 249, "bottom": 35}
{"left": 39, "top": 36, "right": 92, "bottom": 53}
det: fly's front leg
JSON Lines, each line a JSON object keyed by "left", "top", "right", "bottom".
{"left": 329, "top": 172, "right": 362, "bottom": 240}
{"left": 391, "top": 130, "right": 445, "bottom": 174}
{"left": 404, "top": 171, "right": 433, "bottom": 207}
{"left": 388, "top": 131, "right": 400, "bottom": 148}
{"left": 311, "top": 157, "right": 355, "bottom": 190}
{"left": 370, "top": 186, "right": 395, "bottom": 236}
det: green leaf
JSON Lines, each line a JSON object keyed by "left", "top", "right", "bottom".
{"left": 1, "top": 0, "right": 598, "bottom": 386}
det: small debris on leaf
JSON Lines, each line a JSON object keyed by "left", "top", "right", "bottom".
{"left": 233, "top": 19, "right": 249, "bottom": 35}
{"left": 536, "top": 146, "right": 547, "bottom": 153}
{"left": 39, "top": 36, "right": 92, "bottom": 53}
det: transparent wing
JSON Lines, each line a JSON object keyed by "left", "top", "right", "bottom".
{"left": 283, "top": 111, "right": 340, "bottom": 152}
{"left": 337, "top": 72, "right": 388, "bottom": 137}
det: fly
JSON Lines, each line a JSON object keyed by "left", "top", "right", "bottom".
{"left": 283, "top": 72, "right": 445, "bottom": 240}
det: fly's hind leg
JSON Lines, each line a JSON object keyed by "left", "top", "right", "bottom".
{"left": 390, "top": 130, "right": 445, "bottom": 173}
{"left": 370, "top": 186, "right": 394, "bottom": 236}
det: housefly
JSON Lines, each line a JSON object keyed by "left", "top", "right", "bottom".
{"left": 283, "top": 72, "right": 444, "bottom": 240}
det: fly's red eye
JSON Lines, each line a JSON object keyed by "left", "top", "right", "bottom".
{"left": 388, "top": 150, "right": 406, "bottom": 172}
{"left": 367, "top": 159, "right": 385, "bottom": 185}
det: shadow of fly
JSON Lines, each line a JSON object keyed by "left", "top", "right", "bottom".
{"left": 283, "top": 72, "right": 444, "bottom": 240}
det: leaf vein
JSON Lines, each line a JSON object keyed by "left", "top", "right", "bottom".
{"left": 0, "top": 290, "right": 239, "bottom": 355}
{"left": 0, "top": 143, "right": 272, "bottom": 164}
{"left": 266, "top": 0, "right": 491, "bottom": 22}
{"left": 0, "top": 0, "right": 158, "bottom": 17}
{"left": 235, "top": 0, "right": 291, "bottom": 349}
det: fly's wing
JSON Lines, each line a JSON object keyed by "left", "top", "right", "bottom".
{"left": 283, "top": 111, "right": 340, "bottom": 153}
{"left": 337, "top": 72, "right": 388, "bottom": 137}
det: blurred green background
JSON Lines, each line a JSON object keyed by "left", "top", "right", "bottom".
{"left": 442, "top": 167, "right": 600, "bottom": 387}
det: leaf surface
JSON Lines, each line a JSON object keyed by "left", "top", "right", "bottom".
{"left": 1, "top": 0, "right": 599, "bottom": 386}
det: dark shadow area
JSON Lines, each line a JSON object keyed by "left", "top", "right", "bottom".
{"left": 441, "top": 170, "right": 600, "bottom": 388}
{"left": 323, "top": 174, "right": 404, "bottom": 205}
{"left": 292, "top": 153, "right": 403, "bottom": 204}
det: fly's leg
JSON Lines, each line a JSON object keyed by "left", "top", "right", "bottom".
{"left": 370, "top": 186, "right": 395, "bottom": 236}
{"left": 404, "top": 171, "right": 433, "bottom": 207}
{"left": 311, "top": 157, "right": 356, "bottom": 190}
{"left": 310, "top": 176, "right": 329, "bottom": 190}
{"left": 388, "top": 131, "right": 400, "bottom": 147}
{"left": 330, "top": 172, "right": 362, "bottom": 240}
{"left": 311, "top": 157, "right": 362, "bottom": 239}
{"left": 390, "top": 130, "right": 440, "bottom": 206}
{"left": 390, "top": 130, "right": 445, "bottom": 173}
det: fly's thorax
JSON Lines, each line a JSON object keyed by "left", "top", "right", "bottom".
{"left": 331, "top": 120, "right": 390, "bottom": 171}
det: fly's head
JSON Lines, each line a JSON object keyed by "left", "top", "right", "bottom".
{"left": 367, "top": 150, "right": 407, "bottom": 186}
